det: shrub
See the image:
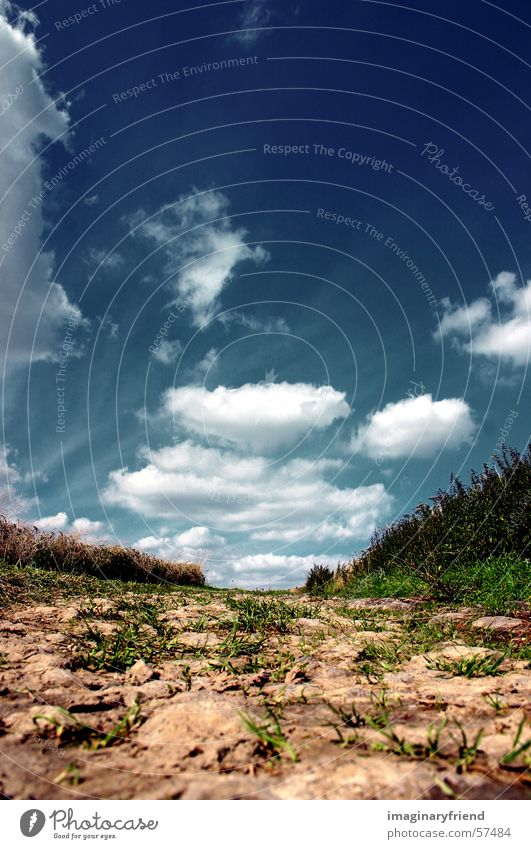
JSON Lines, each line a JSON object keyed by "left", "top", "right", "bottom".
{"left": 0, "top": 517, "right": 204, "bottom": 586}
{"left": 305, "top": 563, "right": 335, "bottom": 595}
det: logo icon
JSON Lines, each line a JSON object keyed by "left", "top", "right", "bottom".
{"left": 20, "top": 810, "right": 46, "bottom": 837}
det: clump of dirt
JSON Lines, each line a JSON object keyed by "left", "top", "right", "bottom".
{"left": 0, "top": 589, "right": 529, "bottom": 800}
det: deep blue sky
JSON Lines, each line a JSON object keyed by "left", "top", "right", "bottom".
{"left": 1, "top": 0, "right": 530, "bottom": 586}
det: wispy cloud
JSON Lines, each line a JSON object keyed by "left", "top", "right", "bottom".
{"left": 150, "top": 338, "right": 182, "bottom": 365}
{"left": 130, "top": 189, "right": 268, "bottom": 327}
{"left": 0, "top": 7, "right": 86, "bottom": 371}
{"left": 233, "top": 0, "right": 273, "bottom": 45}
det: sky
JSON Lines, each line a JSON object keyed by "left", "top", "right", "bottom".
{"left": 0, "top": 0, "right": 530, "bottom": 588}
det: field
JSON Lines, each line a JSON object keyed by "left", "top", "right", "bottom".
{"left": 0, "top": 561, "right": 529, "bottom": 800}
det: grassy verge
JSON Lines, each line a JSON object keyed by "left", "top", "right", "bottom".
{"left": 0, "top": 560, "right": 213, "bottom": 608}
{"left": 0, "top": 517, "right": 204, "bottom": 587}
{"left": 310, "top": 555, "right": 530, "bottom": 614}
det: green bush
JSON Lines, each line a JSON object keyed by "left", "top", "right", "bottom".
{"left": 305, "top": 563, "right": 335, "bottom": 595}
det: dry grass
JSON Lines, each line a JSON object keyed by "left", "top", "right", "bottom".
{"left": 0, "top": 517, "right": 204, "bottom": 586}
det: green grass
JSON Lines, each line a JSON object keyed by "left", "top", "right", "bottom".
{"left": 450, "top": 721, "right": 484, "bottom": 773}
{"left": 226, "top": 596, "right": 315, "bottom": 633}
{"left": 435, "top": 554, "right": 531, "bottom": 614}
{"left": 73, "top": 598, "right": 181, "bottom": 671}
{"left": 324, "top": 554, "right": 530, "bottom": 615}
{"left": 338, "top": 567, "right": 430, "bottom": 599}
{"left": 0, "top": 561, "right": 216, "bottom": 609}
{"left": 425, "top": 652, "right": 507, "bottom": 678}
{"left": 33, "top": 701, "right": 142, "bottom": 749}
{"left": 239, "top": 706, "right": 298, "bottom": 762}
{"left": 500, "top": 716, "right": 531, "bottom": 767}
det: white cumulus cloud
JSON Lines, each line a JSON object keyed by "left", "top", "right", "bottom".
{"left": 33, "top": 511, "right": 69, "bottom": 531}
{"left": 134, "top": 525, "right": 225, "bottom": 564}
{"left": 354, "top": 394, "right": 475, "bottom": 460}
{"left": 435, "top": 271, "right": 531, "bottom": 367}
{"left": 33, "top": 512, "right": 108, "bottom": 541}
{"left": 163, "top": 381, "right": 350, "bottom": 451}
{"left": 215, "top": 552, "right": 343, "bottom": 589}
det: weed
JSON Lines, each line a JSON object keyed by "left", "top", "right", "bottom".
{"left": 500, "top": 716, "right": 531, "bottom": 768}
{"left": 207, "top": 624, "right": 266, "bottom": 673}
{"left": 426, "top": 719, "right": 448, "bottom": 757}
{"left": 357, "top": 640, "right": 401, "bottom": 671}
{"left": 324, "top": 699, "right": 366, "bottom": 745}
{"left": 54, "top": 762, "right": 81, "bottom": 787}
{"left": 33, "top": 701, "right": 142, "bottom": 749}
{"left": 450, "top": 721, "right": 484, "bottom": 773}
{"left": 370, "top": 688, "right": 399, "bottom": 711}
{"left": 357, "top": 661, "right": 382, "bottom": 683}
{"left": 305, "top": 564, "right": 335, "bottom": 595}
{"left": 240, "top": 707, "right": 298, "bottom": 762}
{"left": 73, "top": 623, "right": 158, "bottom": 672}
{"left": 483, "top": 692, "right": 506, "bottom": 714}
{"left": 188, "top": 614, "right": 209, "bottom": 632}
{"left": 181, "top": 664, "right": 192, "bottom": 691}
{"left": 366, "top": 715, "right": 424, "bottom": 758}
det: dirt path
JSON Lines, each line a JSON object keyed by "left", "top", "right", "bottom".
{"left": 1, "top": 590, "right": 530, "bottom": 799}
